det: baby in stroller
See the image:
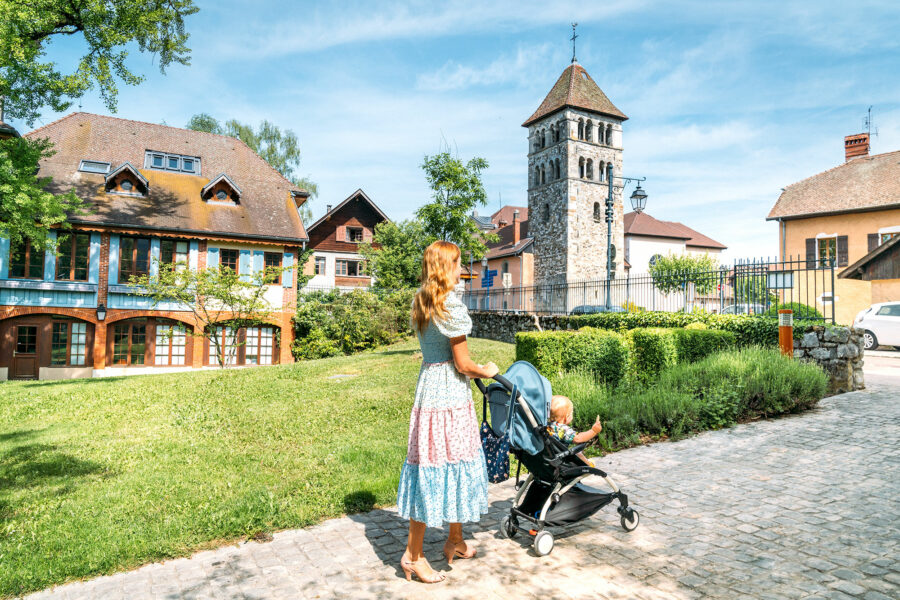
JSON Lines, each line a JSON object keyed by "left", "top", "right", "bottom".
{"left": 547, "top": 395, "right": 602, "bottom": 467}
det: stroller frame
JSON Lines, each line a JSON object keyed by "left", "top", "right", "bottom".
{"left": 476, "top": 374, "right": 639, "bottom": 556}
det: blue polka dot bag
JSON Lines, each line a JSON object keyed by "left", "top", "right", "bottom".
{"left": 480, "top": 390, "right": 511, "bottom": 483}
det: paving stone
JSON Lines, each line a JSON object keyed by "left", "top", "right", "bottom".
{"left": 18, "top": 375, "right": 900, "bottom": 600}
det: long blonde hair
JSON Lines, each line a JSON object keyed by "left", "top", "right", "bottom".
{"left": 411, "top": 240, "right": 460, "bottom": 333}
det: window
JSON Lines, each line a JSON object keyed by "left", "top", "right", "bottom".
{"left": 586, "top": 159, "right": 594, "bottom": 180}
{"left": 336, "top": 259, "right": 361, "bottom": 276}
{"left": 315, "top": 256, "right": 326, "bottom": 275}
{"left": 593, "top": 202, "right": 602, "bottom": 222}
{"left": 605, "top": 124, "right": 613, "bottom": 145}
{"left": 881, "top": 232, "right": 899, "bottom": 244}
{"left": 119, "top": 237, "right": 151, "bottom": 283}
{"left": 586, "top": 120, "right": 593, "bottom": 141}
{"left": 540, "top": 166, "right": 546, "bottom": 184}
{"left": 542, "top": 203, "right": 550, "bottom": 221}
{"left": 264, "top": 252, "right": 282, "bottom": 284}
{"left": 578, "top": 119, "right": 585, "bottom": 140}
{"left": 144, "top": 151, "right": 201, "bottom": 175}
{"left": 51, "top": 321, "right": 87, "bottom": 366}
{"left": 346, "top": 227, "right": 364, "bottom": 243}
{"left": 112, "top": 321, "right": 146, "bottom": 365}
{"left": 579, "top": 157, "right": 585, "bottom": 179}
{"left": 211, "top": 326, "right": 239, "bottom": 365}
{"left": 9, "top": 240, "right": 43, "bottom": 279}
{"left": 502, "top": 261, "right": 509, "bottom": 274}
{"left": 876, "top": 304, "right": 900, "bottom": 317}
{"left": 78, "top": 160, "right": 111, "bottom": 174}
{"left": 160, "top": 239, "right": 189, "bottom": 271}
{"left": 120, "top": 180, "right": 133, "bottom": 191}
{"left": 649, "top": 254, "right": 662, "bottom": 267}
{"left": 817, "top": 237, "right": 836, "bottom": 268}
{"left": 220, "top": 249, "right": 239, "bottom": 273}
{"left": 56, "top": 233, "right": 90, "bottom": 281}
{"left": 16, "top": 326, "right": 37, "bottom": 353}
{"left": 599, "top": 161, "right": 606, "bottom": 181}
{"left": 155, "top": 323, "right": 187, "bottom": 366}
{"left": 245, "top": 327, "right": 275, "bottom": 365}
{"left": 216, "top": 190, "right": 227, "bottom": 201}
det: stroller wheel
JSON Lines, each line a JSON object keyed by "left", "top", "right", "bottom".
{"left": 533, "top": 530, "right": 554, "bottom": 556}
{"left": 620, "top": 509, "right": 640, "bottom": 532}
{"left": 500, "top": 515, "right": 518, "bottom": 539}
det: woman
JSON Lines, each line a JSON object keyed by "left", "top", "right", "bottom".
{"left": 396, "top": 240, "right": 499, "bottom": 583}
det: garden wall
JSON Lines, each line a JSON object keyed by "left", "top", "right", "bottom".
{"left": 469, "top": 311, "right": 865, "bottom": 393}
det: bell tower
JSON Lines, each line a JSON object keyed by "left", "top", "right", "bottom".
{"left": 523, "top": 61, "right": 627, "bottom": 283}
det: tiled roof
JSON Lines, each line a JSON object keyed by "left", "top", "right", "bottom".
{"left": 484, "top": 219, "right": 532, "bottom": 259}
{"left": 491, "top": 205, "right": 528, "bottom": 226}
{"left": 472, "top": 214, "right": 496, "bottom": 229}
{"left": 306, "top": 188, "right": 389, "bottom": 232}
{"left": 522, "top": 63, "right": 627, "bottom": 127}
{"left": 25, "top": 112, "right": 308, "bottom": 242}
{"left": 624, "top": 211, "right": 689, "bottom": 240}
{"left": 768, "top": 150, "right": 900, "bottom": 220}
{"left": 660, "top": 220, "right": 727, "bottom": 250}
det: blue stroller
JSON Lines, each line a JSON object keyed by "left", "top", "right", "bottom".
{"left": 475, "top": 361, "right": 639, "bottom": 556}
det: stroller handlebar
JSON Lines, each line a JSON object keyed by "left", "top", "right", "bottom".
{"left": 473, "top": 374, "right": 515, "bottom": 395}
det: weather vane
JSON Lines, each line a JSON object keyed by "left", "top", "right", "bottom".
{"left": 571, "top": 22, "right": 578, "bottom": 63}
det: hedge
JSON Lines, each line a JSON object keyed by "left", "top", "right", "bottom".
{"left": 626, "top": 328, "right": 678, "bottom": 383}
{"left": 764, "top": 302, "right": 823, "bottom": 319}
{"left": 570, "top": 312, "right": 822, "bottom": 346}
{"left": 516, "top": 328, "right": 629, "bottom": 387}
{"left": 671, "top": 328, "right": 737, "bottom": 363}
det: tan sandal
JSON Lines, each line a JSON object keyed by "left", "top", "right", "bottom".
{"left": 443, "top": 540, "right": 477, "bottom": 564}
{"left": 400, "top": 557, "right": 445, "bottom": 583}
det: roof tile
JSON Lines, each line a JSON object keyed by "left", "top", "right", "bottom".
{"left": 523, "top": 63, "right": 627, "bottom": 127}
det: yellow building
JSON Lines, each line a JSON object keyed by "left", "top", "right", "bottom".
{"left": 767, "top": 134, "right": 900, "bottom": 324}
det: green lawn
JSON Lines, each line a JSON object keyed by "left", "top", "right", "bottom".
{"left": 0, "top": 337, "right": 515, "bottom": 598}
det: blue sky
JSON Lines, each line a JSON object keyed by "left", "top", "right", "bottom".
{"left": 15, "top": 0, "right": 900, "bottom": 260}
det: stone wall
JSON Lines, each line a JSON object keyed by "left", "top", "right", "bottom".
{"left": 469, "top": 311, "right": 866, "bottom": 393}
{"left": 794, "top": 325, "right": 866, "bottom": 393}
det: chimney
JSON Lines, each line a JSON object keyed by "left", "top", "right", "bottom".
{"left": 513, "top": 209, "right": 520, "bottom": 244}
{"left": 326, "top": 204, "right": 332, "bottom": 213}
{"left": 844, "top": 133, "right": 870, "bottom": 161}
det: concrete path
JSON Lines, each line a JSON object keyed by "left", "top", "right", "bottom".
{"left": 23, "top": 377, "right": 899, "bottom": 600}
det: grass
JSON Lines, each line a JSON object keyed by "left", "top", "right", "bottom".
{"left": 0, "top": 337, "right": 515, "bottom": 598}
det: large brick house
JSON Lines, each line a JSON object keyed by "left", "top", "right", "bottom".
{"left": 303, "top": 189, "right": 389, "bottom": 290}
{"left": 0, "top": 112, "right": 309, "bottom": 380}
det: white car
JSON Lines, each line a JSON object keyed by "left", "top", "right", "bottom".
{"left": 853, "top": 302, "right": 900, "bottom": 350}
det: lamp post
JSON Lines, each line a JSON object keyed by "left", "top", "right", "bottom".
{"left": 605, "top": 162, "right": 648, "bottom": 309}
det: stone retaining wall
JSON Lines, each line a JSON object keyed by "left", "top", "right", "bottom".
{"left": 469, "top": 311, "right": 865, "bottom": 393}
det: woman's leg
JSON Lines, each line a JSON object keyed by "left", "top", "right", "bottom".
{"left": 402, "top": 519, "right": 445, "bottom": 582}
{"left": 405, "top": 519, "right": 427, "bottom": 561}
{"left": 447, "top": 522, "right": 464, "bottom": 544}
{"left": 444, "top": 523, "right": 476, "bottom": 561}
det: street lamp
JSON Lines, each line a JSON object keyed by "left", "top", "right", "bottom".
{"left": 96, "top": 303, "right": 107, "bottom": 321}
{"left": 606, "top": 163, "right": 648, "bottom": 309}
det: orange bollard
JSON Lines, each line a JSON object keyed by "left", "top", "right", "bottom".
{"left": 778, "top": 309, "right": 793, "bottom": 357}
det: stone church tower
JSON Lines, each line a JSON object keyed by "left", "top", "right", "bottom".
{"left": 523, "top": 61, "right": 627, "bottom": 283}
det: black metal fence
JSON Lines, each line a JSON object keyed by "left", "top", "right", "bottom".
{"left": 460, "top": 257, "right": 836, "bottom": 322}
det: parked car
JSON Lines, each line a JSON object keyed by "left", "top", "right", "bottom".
{"left": 720, "top": 303, "right": 768, "bottom": 315}
{"left": 569, "top": 305, "right": 627, "bottom": 315}
{"left": 853, "top": 302, "right": 900, "bottom": 350}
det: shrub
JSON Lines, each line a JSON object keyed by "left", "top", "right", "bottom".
{"left": 764, "top": 302, "right": 823, "bottom": 319}
{"left": 671, "top": 328, "right": 737, "bottom": 363}
{"left": 685, "top": 321, "right": 707, "bottom": 330}
{"left": 560, "top": 327, "right": 629, "bottom": 387}
{"left": 627, "top": 328, "right": 678, "bottom": 383}
{"left": 621, "top": 301, "right": 645, "bottom": 313}
{"left": 515, "top": 330, "right": 574, "bottom": 375}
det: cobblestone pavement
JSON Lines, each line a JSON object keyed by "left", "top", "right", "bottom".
{"left": 23, "top": 376, "right": 899, "bottom": 600}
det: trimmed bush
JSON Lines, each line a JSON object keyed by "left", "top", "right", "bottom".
{"left": 515, "top": 330, "right": 574, "bottom": 375}
{"left": 685, "top": 321, "right": 707, "bottom": 330}
{"left": 672, "top": 328, "right": 737, "bottom": 363}
{"left": 627, "top": 328, "right": 678, "bottom": 383}
{"left": 516, "top": 328, "right": 629, "bottom": 386}
{"left": 764, "top": 302, "right": 823, "bottom": 319}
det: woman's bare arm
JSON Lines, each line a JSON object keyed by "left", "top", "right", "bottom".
{"left": 449, "top": 336, "right": 499, "bottom": 379}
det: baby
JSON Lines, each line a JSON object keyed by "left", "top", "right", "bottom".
{"left": 548, "top": 395, "right": 602, "bottom": 467}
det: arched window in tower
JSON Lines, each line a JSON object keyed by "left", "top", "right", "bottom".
{"left": 586, "top": 119, "right": 593, "bottom": 142}
{"left": 534, "top": 166, "right": 540, "bottom": 186}
{"left": 541, "top": 129, "right": 547, "bottom": 148}
{"left": 578, "top": 119, "right": 585, "bottom": 140}
{"left": 605, "top": 124, "right": 613, "bottom": 145}
{"left": 542, "top": 166, "right": 547, "bottom": 184}
{"left": 599, "top": 161, "right": 605, "bottom": 181}
{"left": 555, "top": 158, "right": 561, "bottom": 179}
{"left": 593, "top": 202, "right": 602, "bottom": 222}
{"left": 542, "top": 203, "right": 550, "bottom": 221}
{"left": 579, "top": 157, "right": 585, "bottom": 179}
{"left": 586, "top": 159, "right": 594, "bottom": 180}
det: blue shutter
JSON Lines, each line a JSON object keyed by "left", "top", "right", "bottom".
{"left": 283, "top": 252, "right": 294, "bottom": 288}
{"left": 108, "top": 235, "right": 120, "bottom": 284}
{"left": 189, "top": 241, "right": 199, "bottom": 271}
{"left": 0, "top": 236, "right": 9, "bottom": 279}
{"left": 207, "top": 246, "right": 219, "bottom": 268}
{"left": 44, "top": 230, "right": 57, "bottom": 281}
{"left": 88, "top": 233, "right": 101, "bottom": 284}
{"left": 239, "top": 249, "right": 252, "bottom": 282}
{"left": 149, "top": 239, "right": 161, "bottom": 278}
{"left": 253, "top": 250, "right": 264, "bottom": 279}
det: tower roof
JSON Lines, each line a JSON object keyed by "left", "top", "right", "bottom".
{"left": 522, "top": 63, "right": 627, "bottom": 127}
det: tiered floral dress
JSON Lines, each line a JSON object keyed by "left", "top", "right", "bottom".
{"left": 396, "top": 290, "right": 489, "bottom": 528}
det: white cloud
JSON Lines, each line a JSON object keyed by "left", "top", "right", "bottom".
{"left": 416, "top": 44, "right": 560, "bottom": 91}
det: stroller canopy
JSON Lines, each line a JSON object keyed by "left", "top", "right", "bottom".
{"left": 486, "top": 361, "right": 552, "bottom": 455}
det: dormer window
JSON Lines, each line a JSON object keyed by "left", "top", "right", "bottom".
{"left": 202, "top": 173, "right": 241, "bottom": 205}
{"left": 78, "top": 160, "right": 111, "bottom": 174}
{"left": 105, "top": 162, "right": 149, "bottom": 196}
{"left": 145, "top": 151, "right": 201, "bottom": 175}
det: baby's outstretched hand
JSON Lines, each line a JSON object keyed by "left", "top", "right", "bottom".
{"left": 591, "top": 416, "right": 602, "bottom": 434}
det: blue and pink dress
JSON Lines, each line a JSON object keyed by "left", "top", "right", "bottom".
{"left": 396, "top": 290, "right": 489, "bottom": 527}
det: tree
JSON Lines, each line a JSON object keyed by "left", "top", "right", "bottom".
{"left": 0, "top": 137, "right": 83, "bottom": 251}
{"left": 129, "top": 259, "right": 286, "bottom": 368}
{"left": 649, "top": 253, "right": 720, "bottom": 297}
{"left": 358, "top": 219, "right": 432, "bottom": 289}
{"left": 0, "top": 0, "right": 198, "bottom": 125}
{"left": 186, "top": 114, "right": 317, "bottom": 222}
{"left": 417, "top": 152, "right": 497, "bottom": 260}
